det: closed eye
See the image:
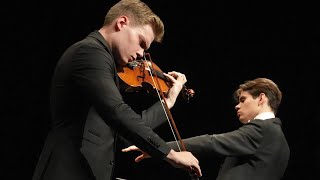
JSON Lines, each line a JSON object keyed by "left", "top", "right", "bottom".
{"left": 140, "top": 39, "right": 147, "bottom": 50}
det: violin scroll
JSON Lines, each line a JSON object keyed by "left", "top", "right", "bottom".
{"left": 181, "top": 87, "right": 195, "bottom": 103}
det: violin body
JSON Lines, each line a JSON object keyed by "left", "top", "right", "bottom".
{"left": 117, "top": 59, "right": 194, "bottom": 102}
{"left": 117, "top": 60, "right": 170, "bottom": 95}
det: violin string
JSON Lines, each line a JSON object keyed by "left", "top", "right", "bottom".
{"left": 142, "top": 55, "right": 182, "bottom": 152}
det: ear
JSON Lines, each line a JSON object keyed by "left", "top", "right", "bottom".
{"left": 258, "top": 93, "right": 266, "bottom": 106}
{"left": 115, "top": 15, "right": 129, "bottom": 31}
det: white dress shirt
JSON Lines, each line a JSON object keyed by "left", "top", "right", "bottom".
{"left": 254, "top": 112, "right": 275, "bottom": 120}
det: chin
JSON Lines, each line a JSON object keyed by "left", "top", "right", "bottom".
{"left": 239, "top": 118, "right": 248, "bottom": 124}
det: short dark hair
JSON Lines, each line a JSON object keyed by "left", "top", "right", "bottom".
{"left": 234, "top": 78, "right": 282, "bottom": 114}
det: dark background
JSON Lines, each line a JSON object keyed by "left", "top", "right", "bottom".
{"left": 3, "top": 0, "right": 320, "bottom": 179}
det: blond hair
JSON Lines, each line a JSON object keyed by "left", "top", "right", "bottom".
{"left": 103, "top": 0, "right": 164, "bottom": 43}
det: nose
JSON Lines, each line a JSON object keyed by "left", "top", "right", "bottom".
{"left": 235, "top": 104, "right": 240, "bottom": 110}
{"left": 137, "top": 49, "right": 144, "bottom": 59}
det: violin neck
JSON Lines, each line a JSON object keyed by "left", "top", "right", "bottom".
{"left": 150, "top": 68, "right": 169, "bottom": 82}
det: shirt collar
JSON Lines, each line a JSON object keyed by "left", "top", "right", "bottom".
{"left": 254, "top": 112, "right": 275, "bottom": 120}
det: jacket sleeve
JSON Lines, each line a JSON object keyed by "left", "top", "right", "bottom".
{"left": 142, "top": 101, "right": 167, "bottom": 129}
{"left": 167, "top": 120, "right": 264, "bottom": 158}
{"left": 117, "top": 101, "right": 167, "bottom": 148}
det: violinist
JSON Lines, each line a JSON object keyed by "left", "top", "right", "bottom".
{"left": 31, "top": 0, "right": 202, "bottom": 180}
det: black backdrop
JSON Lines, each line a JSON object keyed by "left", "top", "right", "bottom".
{"left": 3, "top": 0, "right": 320, "bottom": 179}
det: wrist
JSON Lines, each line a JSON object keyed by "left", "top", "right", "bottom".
{"left": 165, "top": 149, "right": 176, "bottom": 162}
{"left": 162, "top": 98, "right": 173, "bottom": 109}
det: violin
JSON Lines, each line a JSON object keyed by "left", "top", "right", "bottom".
{"left": 117, "top": 53, "right": 195, "bottom": 102}
{"left": 117, "top": 53, "right": 199, "bottom": 179}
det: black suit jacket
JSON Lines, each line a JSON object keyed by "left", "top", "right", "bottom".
{"left": 32, "top": 31, "right": 171, "bottom": 180}
{"left": 168, "top": 118, "right": 290, "bottom": 180}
